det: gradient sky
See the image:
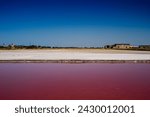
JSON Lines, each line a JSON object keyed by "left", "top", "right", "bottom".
{"left": 0, "top": 0, "right": 150, "bottom": 47}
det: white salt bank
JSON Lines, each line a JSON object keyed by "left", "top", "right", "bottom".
{"left": 0, "top": 49, "right": 150, "bottom": 61}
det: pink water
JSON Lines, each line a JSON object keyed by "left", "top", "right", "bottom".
{"left": 0, "top": 63, "right": 150, "bottom": 100}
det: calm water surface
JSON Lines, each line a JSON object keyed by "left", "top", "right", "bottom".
{"left": 0, "top": 63, "right": 150, "bottom": 100}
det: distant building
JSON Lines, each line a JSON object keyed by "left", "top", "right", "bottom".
{"left": 104, "top": 43, "right": 132, "bottom": 49}
{"left": 112, "top": 44, "right": 131, "bottom": 49}
{"left": 8, "top": 43, "right": 15, "bottom": 49}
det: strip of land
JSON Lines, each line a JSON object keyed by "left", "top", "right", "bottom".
{"left": 0, "top": 49, "right": 150, "bottom": 63}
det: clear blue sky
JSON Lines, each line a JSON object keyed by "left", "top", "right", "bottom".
{"left": 0, "top": 0, "right": 150, "bottom": 47}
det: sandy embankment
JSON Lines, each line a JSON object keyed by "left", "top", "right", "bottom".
{"left": 0, "top": 49, "right": 150, "bottom": 63}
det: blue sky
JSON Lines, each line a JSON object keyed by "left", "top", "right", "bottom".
{"left": 0, "top": 0, "right": 150, "bottom": 47}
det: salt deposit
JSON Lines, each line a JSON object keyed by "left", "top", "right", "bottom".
{"left": 0, "top": 49, "right": 150, "bottom": 61}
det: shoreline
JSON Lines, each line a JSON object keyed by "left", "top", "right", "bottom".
{"left": 0, "top": 60, "right": 150, "bottom": 63}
